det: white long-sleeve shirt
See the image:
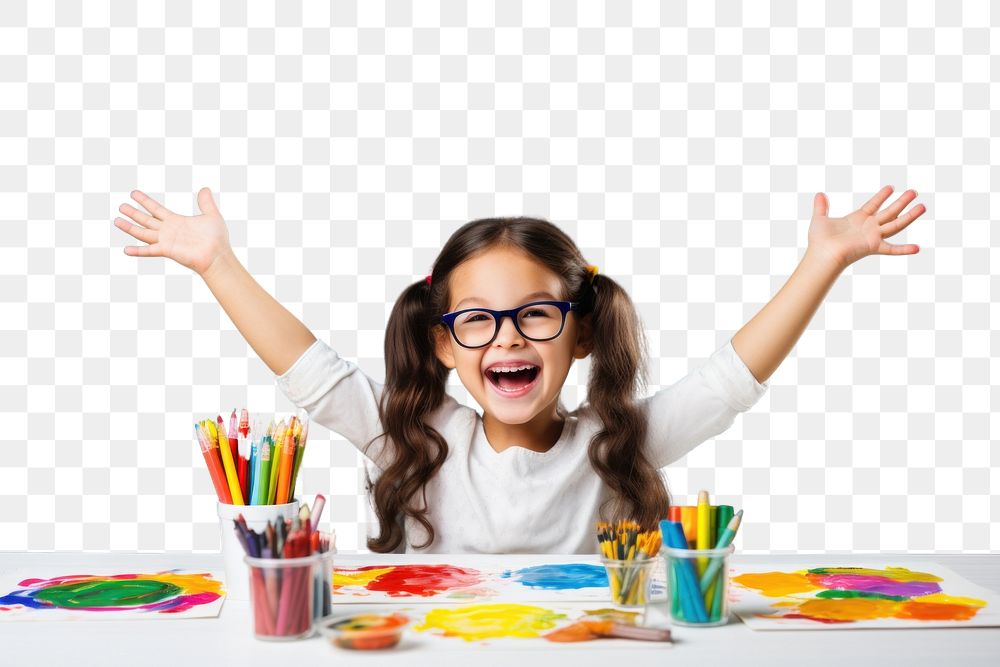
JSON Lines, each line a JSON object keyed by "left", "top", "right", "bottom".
{"left": 276, "top": 337, "right": 768, "bottom": 554}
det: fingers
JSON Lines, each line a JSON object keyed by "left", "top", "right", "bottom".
{"left": 130, "top": 189, "right": 174, "bottom": 221}
{"left": 122, "top": 243, "right": 161, "bottom": 257}
{"left": 197, "top": 187, "right": 220, "bottom": 216}
{"left": 877, "top": 189, "right": 918, "bottom": 223}
{"left": 812, "top": 192, "right": 829, "bottom": 218}
{"left": 118, "top": 202, "right": 160, "bottom": 230}
{"left": 113, "top": 217, "right": 157, "bottom": 245}
{"left": 860, "top": 185, "right": 894, "bottom": 216}
{"left": 879, "top": 203, "right": 926, "bottom": 236}
{"left": 878, "top": 241, "right": 919, "bottom": 256}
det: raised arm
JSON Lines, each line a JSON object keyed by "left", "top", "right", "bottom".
{"left": 731, "top": 185, "right": 927, "bottom": 385}
{"left": 115, "top": 187, "right": 316, "bottom": 375}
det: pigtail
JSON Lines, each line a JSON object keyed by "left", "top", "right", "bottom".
{"left": 364, "top": 278, "right": 450, "bottom": 552}
{"left": 584, "top": 272, "right": 672, "bottom": 530}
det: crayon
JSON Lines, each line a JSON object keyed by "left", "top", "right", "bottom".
{"left": 696, "top": 490, "right": 710, "bottom": 575}
{"left": 699, "top": 509, "right": 743, "bottom": 591}
{"left": 704, "top": 504, "right": 720, "bottom": 609}
{"left": 716, "top": 505, "right": 734, "bottom": 544}
{"left": 679, "top": 506, "right": 697, "bottom": 548}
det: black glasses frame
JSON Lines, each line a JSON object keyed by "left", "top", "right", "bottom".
{"left": 440, "top": 300, "right": 583, "bottom": 349}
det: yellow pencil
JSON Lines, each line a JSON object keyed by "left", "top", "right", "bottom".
{"left": 209, "top": 418, "right": 244, "bottom": 505}
{"left": 266, "top": 420, "right": 287, "bottom": 504}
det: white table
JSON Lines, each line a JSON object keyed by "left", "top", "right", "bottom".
{"left": 1, "top": 551, "right": 998, "bottom": 666}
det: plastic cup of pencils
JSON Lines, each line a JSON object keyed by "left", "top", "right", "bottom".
{"left": 245, "top": 552, "right": 322, "bottom": 641}
{"left": 218, "top": 501, "right": 299, "bottom": 601}
{"left": 600, "top": 556, "right": 658, "bottom": 608}
{"left": 662, "top": 543, "right": 735, "bottom": 627}
{"left": 311, "top": 546, "right": 335, "bottom": 626}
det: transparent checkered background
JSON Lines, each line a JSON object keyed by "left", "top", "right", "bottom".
{"left": 0, "top": 0, "right": 995, "bottom": 554}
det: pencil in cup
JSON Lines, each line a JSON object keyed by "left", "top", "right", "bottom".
{"left": 659, "top": 521, "right": 736, "bottom": 626}
{"left": 197, "top": 410, "right": 310, "bottom": 506}
{"left": 596, "top": 520, "right": 662, "bottom": 607}
{"left": 245, "top": 554, "right": 319, "bottom": 640}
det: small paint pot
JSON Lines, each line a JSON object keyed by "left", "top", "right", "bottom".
{"left": 317, "top": 612, "right": 410, "bottom": 650}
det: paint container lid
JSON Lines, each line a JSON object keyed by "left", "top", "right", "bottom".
{"left": 317, "top": 612, "right": 410, "bottom": 650}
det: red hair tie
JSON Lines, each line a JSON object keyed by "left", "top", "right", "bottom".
{"left": 425, "top": 275, "right": 432, "bottom": 286}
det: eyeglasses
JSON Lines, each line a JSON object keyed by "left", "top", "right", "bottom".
{"left": 440, "top": 300, "right": 583, "bottom": 349}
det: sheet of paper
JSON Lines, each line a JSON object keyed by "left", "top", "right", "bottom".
{"left": 729, "top": 560, "right": 1000, "bottom": 630}
{"left": 332, "top": 553, "right": 668, "bottom": 604}
{"left": 319, "top": 601, "right": 672, "bottom": 649}
{"left": 0, "top": 568, "right": 226, "bottom": 621}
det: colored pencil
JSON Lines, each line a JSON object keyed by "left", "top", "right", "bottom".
{"left": 596, "top": 519, "right": 661, "bottom": 606}
{"left": 267, "top": 421, "right": 286, "bottom": 505}
{"left": 193, "top": 410, "right": 310, "bottom": 506}
{"left": 276, "top": 422, "right": 297, "bottom": 505}
{"left": 699, "top": 509, "right": 744, "bottom": 590}
{"left": 211, "top": 415, "right": 243, "bottom": 505}
{"left": 289, "top": 417, "right": 308, "bottom": 499}
{"left": 195, "top": 423, "right": 232, "bottom": 503}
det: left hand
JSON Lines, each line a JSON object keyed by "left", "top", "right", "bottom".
{"left": 807, "top": 185, "right": 927, "bottom": 270}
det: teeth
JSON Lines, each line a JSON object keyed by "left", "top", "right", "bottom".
{"left": 488, "top": 365, "right": 536, "bottom": 373}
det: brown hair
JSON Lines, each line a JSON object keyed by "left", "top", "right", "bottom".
{"left": 363, "top": 217, "right": 671, "bottom": 552}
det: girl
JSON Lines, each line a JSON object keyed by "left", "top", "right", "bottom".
{"left": 115, "top": 186, "right": 926, "bottom": 553}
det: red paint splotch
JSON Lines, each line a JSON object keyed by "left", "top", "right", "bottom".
{"left": 777, "top": 613, "right": 854, "bottom": 624}
{"left": 358, "top": 565, "right": 483, "bottom": 597}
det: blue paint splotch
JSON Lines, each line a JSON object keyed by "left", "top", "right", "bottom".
{"left": 501, "top": 563, "right": 608, "bottom": 590}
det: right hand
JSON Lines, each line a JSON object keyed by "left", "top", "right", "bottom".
{"left": 115, "top": 187, "right": 232, "bottom": 276}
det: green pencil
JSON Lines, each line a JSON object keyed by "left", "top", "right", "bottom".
{"left": 256, "top": 436, "right": 273, "bottom": 505}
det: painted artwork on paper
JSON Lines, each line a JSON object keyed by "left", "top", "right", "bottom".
{"left": 730, "top": 561, "right": 1000, "bottom": 630}
{"left": 330, "top": 602, "right": 671, "bottom": 649}
{"left": 332, "top": 554, "right": 665, "bottom": 604}
{"left": 0, "top": 570, "right": 225, "bottom": 621}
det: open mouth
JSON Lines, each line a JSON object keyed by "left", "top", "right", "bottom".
{"left": 485, "top": 366, "right": 540, "bottom": 394}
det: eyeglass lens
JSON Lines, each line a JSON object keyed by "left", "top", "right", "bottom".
{"left": 453, "top": 303, "right": 564, "bottom": 347}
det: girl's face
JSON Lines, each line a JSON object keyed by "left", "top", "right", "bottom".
{"left": 433, "top": 246, "right": 593, "bottom": 425}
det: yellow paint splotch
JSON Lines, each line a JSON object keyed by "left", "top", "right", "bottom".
{"left": 414, "top": 603, "right": 567, "bottom": 642}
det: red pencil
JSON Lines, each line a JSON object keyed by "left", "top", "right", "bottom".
{"left": 238, "top": 409, "right": 250, "bottom": 501}
{"left": 228, "top": 410, "right": 246, "bottom": 497}
{"left": 195, "top": 423, "right": 231, "bottom": 503}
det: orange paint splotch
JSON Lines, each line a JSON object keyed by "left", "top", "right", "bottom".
{"left": 796, "top": 597, "right": 901, "bottom": 622}
{"left": 732, "top": 571, "right": 823, "bottom": 597}
{"left": 898, "top": 600, "right": 983, "bottom": 621}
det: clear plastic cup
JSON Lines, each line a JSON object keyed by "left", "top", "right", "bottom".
{"left": 245, "top": 553, "right": 321, "bottom": 640}
{"left": 600, "top": 556, "right": 658, "bottom": 607}
{"left": 218, "top": 500, "right": 299, "bottom": 601}
{"left": 311, "top": 549, "right": 334, "bottom": 624}
{"left": 662, "top": 543, "right": 735, "bottom": 627}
